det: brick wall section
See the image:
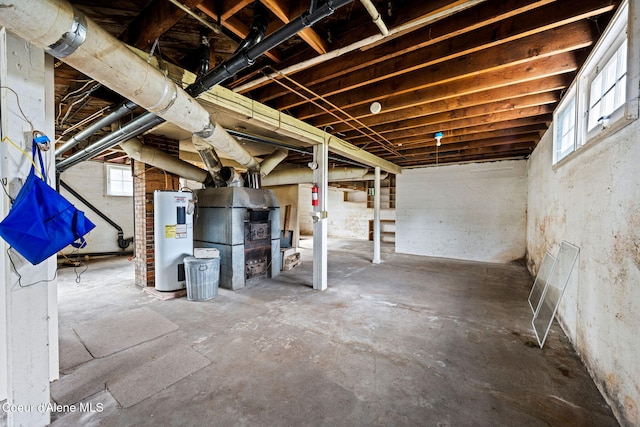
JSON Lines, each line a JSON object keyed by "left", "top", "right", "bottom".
{"left": 132, "top": 136, "right": 181, "bottom": 288}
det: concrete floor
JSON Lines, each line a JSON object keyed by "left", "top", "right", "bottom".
{"left": 14, "top": 238, "right": 620, "bottom": 426}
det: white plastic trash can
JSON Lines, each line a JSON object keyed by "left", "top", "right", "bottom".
{"left": 184, "top": 256, "right": 220, "bottom": 301}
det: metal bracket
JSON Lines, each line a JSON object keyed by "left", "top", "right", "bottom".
{"left": 310, "top": 211, "right": 328, "bottom": 222}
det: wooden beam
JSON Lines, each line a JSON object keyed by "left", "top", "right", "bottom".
{"left": 247, "top": 0, "right": 556, "bottom": 97}
{"left": 253, "top": 0, "right": 558, "bottom": 102}
{"left": 273, "top": 14, "right": 596, "bottom": 112}
{"left": 261, "top": 0, "right": 328, "bottom": 54}
{"left": 346, "top": 105, "right": 555, "bottom": 145}
{"left": 365, "top": 116, "right": 552, "bottom": 149}
{"left": 341, "top": 91, "right": 559, "bottom": 142}
{"left": 330, "top": 76, "right": 567, "bottom": 134}
{"left": 380, "top": 132, "right": 542, "bottom": 157}
{"left": 371, "top": 124, "right": 548, "bottom": 152}
{"left": 307, "top": 51, "right": 579, "bottom": 129}
{"left": 398, "top": 148, "right": 535, "bottom": 166}
{"left": 121, "top": 0, "right": 204, "bottom": 49}
{"left": 197, "top": 0, "right": 281, "bottom": 62}
{"left": 294, "top": 22, "right": 591, "bottom": 122}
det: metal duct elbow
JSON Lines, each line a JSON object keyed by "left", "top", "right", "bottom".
{"left": 221, "top": 167, "right": 245, "bottom": 187}
{"left": 193, "top": 126, "right": 261, "bottom": 174}
{"left": 120, "top": 138, "right": 214, "bottom": 186}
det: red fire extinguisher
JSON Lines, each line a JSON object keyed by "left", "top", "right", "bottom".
{"left": 311, "top": 183, "right": 319, "bottom": 206}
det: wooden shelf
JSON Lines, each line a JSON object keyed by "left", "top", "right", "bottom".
{"left": 366, "top": 174, "right": 396, "bottom": 209}
{"left": 368, "top": 219, "right": 396, "bottom": 242}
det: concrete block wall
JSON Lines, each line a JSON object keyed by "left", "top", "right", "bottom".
{"left": 527, "top": 121, "right": 640, "bottom": 426}
{"left": 395, "top": 161, "right": 527, "bottom": 263}
{"left": 59, "top": 161, "right": 134, "bottom": 254}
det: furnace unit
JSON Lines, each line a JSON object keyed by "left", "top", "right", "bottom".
{"left": 193, "top": 187, "right": 280, "bottom": 290}
{"left": 154, "top": 190, "right": 193, "bottom": 291}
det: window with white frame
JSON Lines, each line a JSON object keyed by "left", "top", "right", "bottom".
{"left": 106, "top": 164, "right": 133, "bottom": 196}
{"left": 554, "top": 94, "right": 576, "bottom": 163}
{"left": 586, "top": 37, "right": 627, "bottom": 132}
{"left": 552, "top": 0, "right": 633, "bottom": 164}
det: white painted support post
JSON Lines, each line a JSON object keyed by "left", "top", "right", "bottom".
{"left": 1, "top": 29, "right": 55, "bottom": 426}
{"left": 312, "top": 142, "right": 328, "bottom": 290}
{"left": 372, "top": 166, "right": 381, "bottom": 264}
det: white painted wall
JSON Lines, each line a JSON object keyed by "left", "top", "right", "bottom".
{"left": 59, "top": 161, "right": 134, "bottom": 254}
{"left": 527, "top": 121, "right": 640, "bottom": 426}
{"left": 299, "top": 184, "right": 374, "bottom": 239}
{"left": 396, "top": 161, "right": 527, "bottom": 263}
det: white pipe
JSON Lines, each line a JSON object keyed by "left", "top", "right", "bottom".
{"left": 0, "top": 0, "right": 260, "bottom": 171}
{"left": 360, "top": 0, "right": 389, "bottom": 36}
{"left": 262, "top": 166, "right": 370, "bottom": 186}
{"left": 120, "top": 139, "right": 210, "bottom": 183}
{"left": 260, "top": 148, "right": 289, "bottom": 177}
{"left": 233, "top": 0, "right": 487, "bottom": 93}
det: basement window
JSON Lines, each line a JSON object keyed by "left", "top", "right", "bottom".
{"left": 553, "top": 0, "right": 635, "bottom": 165}
{"left": 585, "top": 36, "right": 628, "bottom": 136}
{"left": 554, "top": 92, "right": 576, "bottom": 163}
{"left": 106, "top": 164, "right": 133, "bottom": 196}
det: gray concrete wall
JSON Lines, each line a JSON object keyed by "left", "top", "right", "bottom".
{"left": 59, "top": 161, "right": 134, "bottom": 254}
{"left": 527, "top": 120, "right": 640, "bottom": 426}
{"left": 395, "top": 161, "right": 527, "bottom": 263}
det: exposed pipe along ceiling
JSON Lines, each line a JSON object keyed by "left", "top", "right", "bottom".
{"left": 45, "top": 0, "right": 367, "bottom": 185}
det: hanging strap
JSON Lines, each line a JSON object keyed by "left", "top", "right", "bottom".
{"left": 30, "top": 141, "right": 47, "bottom": 182}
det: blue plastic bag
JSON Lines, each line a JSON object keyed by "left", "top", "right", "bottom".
{"left": 0, "top": 144, "right": 95, "bottom": 265}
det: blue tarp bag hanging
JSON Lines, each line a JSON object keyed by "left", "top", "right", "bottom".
{"left": 0, "top": 143, "right": 95, "bottom": 265}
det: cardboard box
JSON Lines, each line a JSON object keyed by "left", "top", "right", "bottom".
{"left": 194, "top": 247, "right": 220, "bottom": 259}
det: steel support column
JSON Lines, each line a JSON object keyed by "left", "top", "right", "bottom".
{"left": 373, "top": 166, "right": 381, "bottom": 264}
{"left": 312, "top": 142, "right": 328, "bottom": 291}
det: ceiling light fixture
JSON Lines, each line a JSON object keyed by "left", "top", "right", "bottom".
{"left": 369, "top": 101, "right": 382, "bottom": 114}
{"left": 434, "top": 132, "right": 443, "bottom": 166}
{"left": 434, "top": 131, "right": 443, "bottom": 146}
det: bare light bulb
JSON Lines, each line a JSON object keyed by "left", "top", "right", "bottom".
{"left": 435, "top": 131, "right": 443, "bottom": 146}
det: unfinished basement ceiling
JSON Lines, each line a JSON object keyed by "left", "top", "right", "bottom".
{"left": 53, "top": 0, "right": 621, "bottom": 169}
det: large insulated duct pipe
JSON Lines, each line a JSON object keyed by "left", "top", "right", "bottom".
{"left": 260, "top": 148, "right": 289, "bottom": 177}
{"left": 0, "top": 0, "right": 264, "bottom": 173}
{"left": 51, "top": 0, "right": 351, "bottom": 170}
{"left": 262, "top": 166, "right": 374, "bottom": 186}
{"left": 120, "top": 139, "right": 214, "bottom": 186}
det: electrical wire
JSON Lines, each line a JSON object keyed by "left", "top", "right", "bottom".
{"left": 7, "top": 248, "right": 58, "bottom": 288}
{"left": 0, "top": 85, "right": 35, "bottom": 133}
{"left": 262, "top": 66, "right": 407, "bottom": 159}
